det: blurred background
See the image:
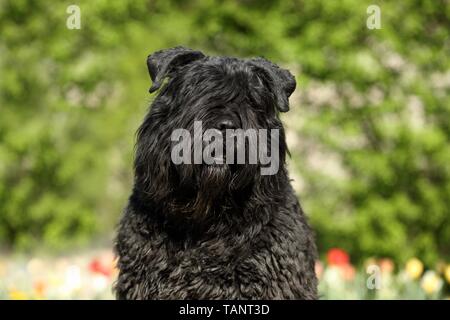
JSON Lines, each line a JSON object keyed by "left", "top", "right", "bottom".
{"left": 0, "top": 0, "right": 449, "bottom": 299}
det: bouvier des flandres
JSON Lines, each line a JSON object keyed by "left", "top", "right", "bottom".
{"left": 114, "top": 47, "right": 318, "bottom": 299}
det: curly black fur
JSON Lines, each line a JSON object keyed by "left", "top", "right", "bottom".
{"left": 114, "top": 47, "right": 318, "bottom": 299}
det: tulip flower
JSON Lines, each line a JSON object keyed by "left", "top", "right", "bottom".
{"left": 327, "top": 248, "right": 350, "bottom": 266}
{"left": 315, "top": 261, "right": 324, "bottom": 280}
{"left": 421, "top": 271, "right": 443, "bottom": 295}
{"left": 9, "top": 289, "right": 28, "bottom": 300}
{"left": 444, "top": 265, "right": 450, "bottom": 284}
{"left": 33, "top": 280, "right": 46, "bottom": 298}
{"left": 89, "top": 258, "right": 113, "bottom": 277}
{"left": 405, "top": 258, "right": 423, "bottom": 280}
{"left": 379, "top": 258, "right": 394, "bottom": 274}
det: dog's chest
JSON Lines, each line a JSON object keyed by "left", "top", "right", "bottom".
{"left": 137, "top": 230, "right": 294, "bottom": 299}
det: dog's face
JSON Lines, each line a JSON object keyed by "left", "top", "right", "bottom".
{"left": 135, "top": 47, "right": 296, "bottom": 218}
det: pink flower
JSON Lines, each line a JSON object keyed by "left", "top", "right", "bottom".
{"left": 315, "top": 261, "right": 324, "bottom": 279}
{"left": 379, "top": 258, "right": 395, "bottom": 274}
{"left": 341, "top": 264, "right": 356, "bottom": 281}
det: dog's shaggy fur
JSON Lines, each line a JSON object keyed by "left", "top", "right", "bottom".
{"left": 114, "top": 47, "right": 318, "bottom": 299}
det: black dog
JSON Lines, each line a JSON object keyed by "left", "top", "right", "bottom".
{"left": 114, "top": 47, "right": 318, "bottom": 299}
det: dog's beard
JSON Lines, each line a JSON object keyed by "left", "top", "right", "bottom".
{"left": 194, "top": 164, "right": 231, "bottom": 214}
{"left": 172, "top": 159, "right": 257, "bottom": 220}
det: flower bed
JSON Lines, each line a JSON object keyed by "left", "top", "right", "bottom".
{"left": 0, "top": 250, "right": 116, "bottom": 300}
{"left": 318, "top": 248, "right": 448, "bottom": 299}
{"left": 0, "top": 248, "right": 448, "bottom": 299}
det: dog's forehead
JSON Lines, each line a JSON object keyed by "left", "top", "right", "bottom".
{"left": 185, "top": 55, "right": 242, "bottom": 68}
{"left": 182, "top": 56, "right": 259, "bottom": 80}
{"left": 206, "top": 56, "right": 246, "bottom": 64}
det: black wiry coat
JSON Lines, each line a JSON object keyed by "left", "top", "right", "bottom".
{"left": 115, "top": 47, "right": 318, "bottom": 299}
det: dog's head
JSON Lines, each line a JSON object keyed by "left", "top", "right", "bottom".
{"left": 135, "top": 47, "right": 296, "bottom": 219}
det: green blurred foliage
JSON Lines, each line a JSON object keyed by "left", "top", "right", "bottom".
{"left": 0, "top": 0, "right": 448, "bottom": 265}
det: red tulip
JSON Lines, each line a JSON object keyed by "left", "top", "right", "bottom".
{"left": 327, "top": 248, "right": 350, "bottom": 266}
{"left": 89, "top": 258, "right": 112, "bottom": 277}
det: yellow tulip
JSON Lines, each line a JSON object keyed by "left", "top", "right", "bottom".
{"left": 445, "top": 265, "right": 450, "bottom": 284}
{"left": 421, "top": 271, "right": 443, "bottom": 295}
{"left": 9, "top": 290, "right": 28, "bottom": 300}
{"left": 405, "top": 258, "right": 423, "bottom": 280}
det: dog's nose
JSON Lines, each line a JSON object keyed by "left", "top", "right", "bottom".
{"left": 218, "top": 119, "right": 236, "bottom": 131}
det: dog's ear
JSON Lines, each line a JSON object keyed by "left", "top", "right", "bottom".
{"left": 147, "top": 46, "right": 205, "bottom": 93}
{"left": 249, "top": 57, "right": 296, "bottom": 112}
